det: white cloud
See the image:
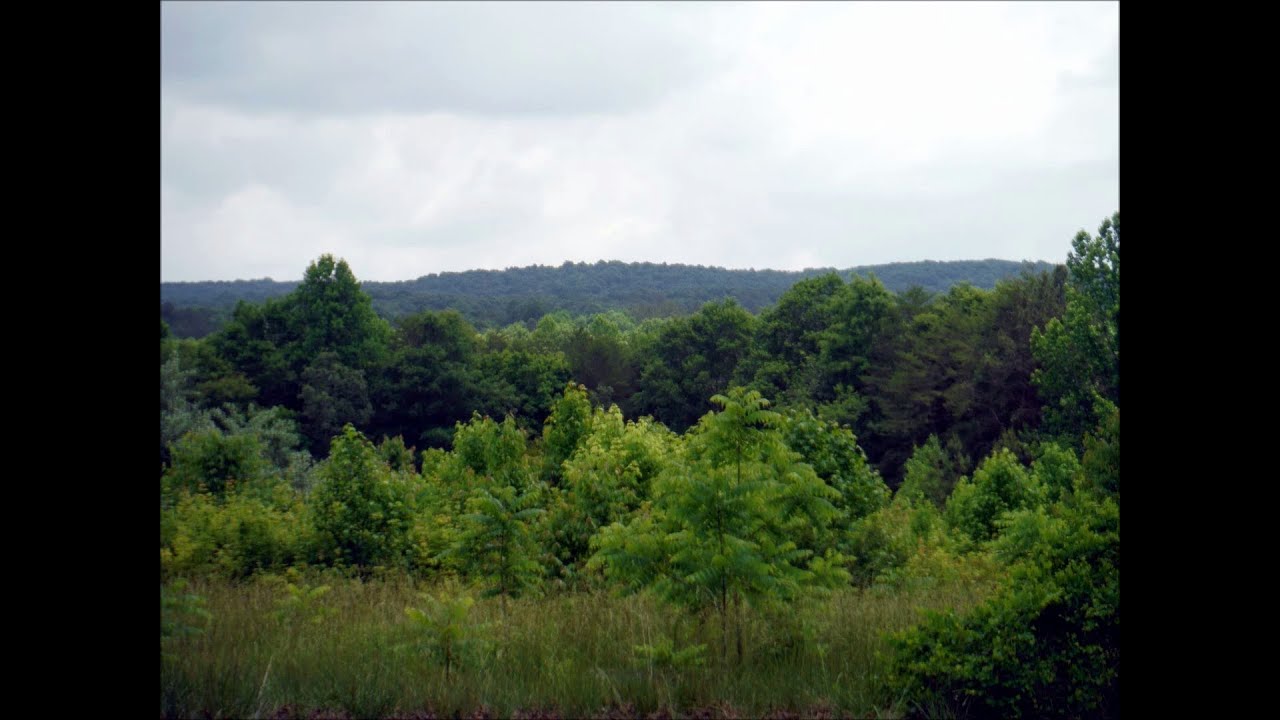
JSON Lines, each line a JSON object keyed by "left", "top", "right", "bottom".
{"left": 161, "top": 1, "right": 1119, "bottom": 281}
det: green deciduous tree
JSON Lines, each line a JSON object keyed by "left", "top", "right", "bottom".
{"left": 778, "top": 409, "right": 889, "bottom": 525}
{"left": 208, "top": 298, "right": 298, "bottom": 409}
{"left": 310, "top": 425, "right": 416, "bottom": 570}
{"left": 944, "top": 449, "right": 1044, "bottom": 544}
{"left": 1032, "top": 212, "right": 1119, "bottom": 443}
{"left": 449, "top": 413, "right": 531, "bottom": 491}
{"left": 400, "top": 588, "right": 490, "bottom": 683}
{"left": 738, "top": 273, "right": 845, "bottom": 406}
{"left": 543, "top": 405, "right": 681, "bottom": 579}
{"left": 818, "top": 275, "right": 897, "bottom": 400}
{"left": 540, "top": 383, "right": 594, "bottom": 485}
{"left": 591, "top": 388, "right": 847, "bottom": 663}
{"left": 163, "top": 429, "right": 266, "bottom": 498}
{"left": 299, "top": 352, "right": 374, "bottom": 452}
{"left": 373, "top": 310, "right": 483, "bottom": 449}
{"left": 893, "top": 461, "right": 1119, "bottom": 718}
{"left": 291, "top": 254, "right": 392, "bottom": 371}
{"left": 473, "top": 348, "right": 571, "bottom": 431}
{"left": 563, "top": 313, "right": 638, "bottom": 407}
{"left": 628, "top": 300, "right": 758, "bottom": 433}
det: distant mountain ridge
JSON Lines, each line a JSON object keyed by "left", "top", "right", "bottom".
{"left": 161, "top": 258, "right": 1058, "bottom": 336}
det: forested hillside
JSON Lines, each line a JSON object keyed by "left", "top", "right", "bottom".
{"left": 161, "top": 214, "right": 1118, "bottom": 718}
{"left": 161, "top": 258, "right": 1054, "bottom": 337}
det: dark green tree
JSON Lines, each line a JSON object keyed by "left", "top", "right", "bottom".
{"left": 738, "top": 273, "right": 845, "bottom": 405}
{"left": 208, "top": 298, "right": 299, "bottom": 409}
{"left": 299, "top": 352, "right": 373, "bottom": 452}
{"left": 816, "top": 275, "right": 896, "bottom": 411}
{"left": 473, "top": 346, "right": 571, "bottom": 431}
{"left": 628, "top": 299, "right": 758, "bottom": 432}
{"left": 290, "top": 254, "right": 392, "bottom": 371}
{"left": 563, "top": 313, "right": 638, "bottom": 407}
{"left": 371, "top": 310, "right": 482, "bottom": 448}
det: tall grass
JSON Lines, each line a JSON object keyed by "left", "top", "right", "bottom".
{"left": 160, "top": 570, "right": 998, "bottom": 718}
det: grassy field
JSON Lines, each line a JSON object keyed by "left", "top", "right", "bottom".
{"left": 160, "top": 569, "right": 999, "bottom": 719}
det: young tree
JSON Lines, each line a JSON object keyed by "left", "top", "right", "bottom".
{"left": 896, "top": 435, "right": 965, "bottom": 508}
{"left": 310, "top": 425, "right": 416, "bottom": 570}
{"left": 542, "top": 406, "right": 681, "bottom": 578}
{"left": 450, "top": 413, "right": 530, "bottom": 491}
{"left": 779, "top": 409, "right": 890, "bottom": 525}
{"left": 447, "top": 484, "right": 544, "bottom": 616}
{"left": 591, "top": 388, "right": 848, "bottom": 664}
{"left": 540, "top": 382, "right": 594, "bottom": 485}
{"left": 400, "top": 588, "right": 490, "bottom": 683}
{"left": 163, "top": 429, "right": 266, "bottom": 498}
{"left": 944, "top": 448, "right": 1044, "bottom": 544}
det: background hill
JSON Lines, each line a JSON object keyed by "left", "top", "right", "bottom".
{"left": 161, "top": 258, "right": 1056, "bottom": 337}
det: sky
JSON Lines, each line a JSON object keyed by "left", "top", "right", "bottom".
{"left": 161, "top": 1, "right": 1119, "bottom": 283}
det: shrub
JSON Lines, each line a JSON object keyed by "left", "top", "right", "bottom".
{"left": 890, "top": 487, "right": 1119, "bottom": 718}
{"left": 160, "top": 488, "right": 312, "bottom": 579}
{"left": 310, "top": 425, "right": 418, "bottom": 570}
{"left": 944, "top": 449, "right": 1043, "bottom": 545}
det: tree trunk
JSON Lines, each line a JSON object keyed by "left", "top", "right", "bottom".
{"left": 720, "top": 586, "right": 728, "bottom": 664}
{"left": 735, "top": 593, "right": 744, "bottom": 665}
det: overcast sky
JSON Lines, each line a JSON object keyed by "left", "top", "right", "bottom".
{"left": 161, "top": 1, "right": 1118, "bottom": 283}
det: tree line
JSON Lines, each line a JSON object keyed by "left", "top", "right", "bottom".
{"left": 161, "top": 258, "right": 1056, "bottom": 337}
{"left": 161, "top": 248, "right": 1098, "bottom": 488}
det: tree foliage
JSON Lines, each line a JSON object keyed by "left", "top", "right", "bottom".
{"left": 944, "top": 448, "right": 1044, "bottom": 545}
{"left": 1032, "top": 212, "right": 1120, "bottom": 442}
{"left": 310, "top": 425, "right": 417, "bottom": 570}
{"left": 591, "top": 388, "right": 848, "bottom": 662}
{"left": 448, "top": 484, "right": 545, "bottom": 612}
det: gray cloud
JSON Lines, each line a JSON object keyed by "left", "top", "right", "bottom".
{"left": 161, "top": 1, "right": 1119, "bottom": 282}
{"left": 162, "top": 2, "right": 715, "bottom": 116}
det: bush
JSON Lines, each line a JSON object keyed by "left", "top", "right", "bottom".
{"left": 846, "top": 498, "right": 970, "bottom": 589}
{"left": 160, "top": 487, "right": 312, "bottom": 579}
{"left": 163, "top": 429, "right": 266, "bottom": 498}
{"left": 310, "top": 425, "right": 419, "bottom": 570}
{"left": 890, "top": 488, "right": 1119, "bottom": 718}
{"left": 944, "top": 449, "right": 1043, "bottom": 545}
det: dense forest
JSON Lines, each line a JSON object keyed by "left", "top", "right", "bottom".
{"left": 160, "top": 258, "right": 1055, "bottom": 338}
{"left": 161, "top": 213, "right": 1118, "bottom": 718}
